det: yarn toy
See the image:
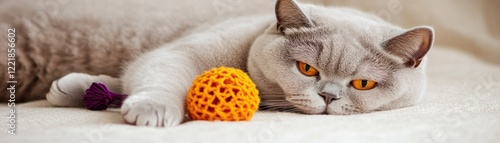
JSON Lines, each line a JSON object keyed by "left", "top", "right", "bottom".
{"left": 83, "top": 82, "right": 127, "bottom": 110}
{"left": 186, "top": 67, "right": 260, "bottom": 121}
{"left": 82, "top": 66, "right": 260, "bottom": 121}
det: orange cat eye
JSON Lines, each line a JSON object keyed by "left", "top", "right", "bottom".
{"left": 297, "top": 61, "right": 319, "bottom": 76}
{"left": 351, "top": 79, "right": 377, "bottom": 90}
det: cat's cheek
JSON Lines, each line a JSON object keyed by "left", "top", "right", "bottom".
{"left": 381, "top": 68, "right": 425, "bottom": 108}
{"left": 285, "top": 88, "right": 326, "bottom": 114}
{"left": 350, "top": 83, "right": 412, "bottom": 113}
{"left": 347, "top": 89, "right": 386, "bottom": 112}
{"left": 280, "top": 79, "right": 315, "bottom": 95}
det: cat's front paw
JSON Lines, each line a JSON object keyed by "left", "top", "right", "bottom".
{"left": 121, "top": 94, "right": 184, "bottom": 127}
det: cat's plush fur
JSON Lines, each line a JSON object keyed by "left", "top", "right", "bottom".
{"left": 0, "top": 0, "right": 433, "bottom": 127}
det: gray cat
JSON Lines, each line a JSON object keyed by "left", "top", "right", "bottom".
{"left": 1, "top": 0, "right": 433, "bottom": 127}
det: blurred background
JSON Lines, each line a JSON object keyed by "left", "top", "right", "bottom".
{"left": 1, "top": 0, "right": 498, "bottom": 64}
{"left": 0, "top": 0, "right": 498, "bottom": 102}
{"left": 307, "top": 0, "right": 500, "bottom": 64}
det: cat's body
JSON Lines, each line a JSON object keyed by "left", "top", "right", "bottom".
{"left": 0, "top": 0, "right": 278, "bottom": 102}
{"left": 0, "top": 0, "right": 433, "bottom": 127}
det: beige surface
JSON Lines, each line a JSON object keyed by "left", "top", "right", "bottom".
{"left": 2, "top": 47, "right": 499, "bottom": 143}
{"left": 2, "top": 0, "right": 500, "bottom": 142}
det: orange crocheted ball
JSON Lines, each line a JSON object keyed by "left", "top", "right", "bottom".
{"left": 186, "top": 67, "right": 260, "bottom": 121}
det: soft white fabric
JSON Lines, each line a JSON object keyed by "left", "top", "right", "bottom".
{"left": 2, "top": 0, "right": 500, "bottom": 142}
{"left": 2, "top": 47, "right": 499, "bottom": 143}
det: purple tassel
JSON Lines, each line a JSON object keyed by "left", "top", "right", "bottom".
{"left": 83, "top": 82, "right": 128, "bottom": 111}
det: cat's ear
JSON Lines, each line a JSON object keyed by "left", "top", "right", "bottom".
{"left": 275, "top": 0, "right": 313, "bottom": 32}
{"left": 383, "top": 27, "right": 434, "bottom": 68}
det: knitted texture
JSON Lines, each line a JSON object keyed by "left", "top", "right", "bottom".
{"left": 186, "top": 67, "right": 260, "bottom": 121}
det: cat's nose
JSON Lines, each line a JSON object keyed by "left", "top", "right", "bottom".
{"left": 319, "top": 92, "right": 341, "bottom": 105}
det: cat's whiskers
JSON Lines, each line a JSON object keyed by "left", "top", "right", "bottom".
{"left": 258, "top": 94, "right": 302, "bottom": 113}
{"left": 259, "top": 93, "right": 287, "bottom": 98}
{"left": 258, "top": 93, "right": 319, "bottom": 113}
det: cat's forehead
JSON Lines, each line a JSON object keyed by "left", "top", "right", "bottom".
{"left": 286, "top": 27, "right": 400, "bottom": 80}
{"left": 285, "top": 26, "right": 375, "bottom": 62}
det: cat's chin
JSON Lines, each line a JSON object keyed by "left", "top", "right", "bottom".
{"left": 295, "top": 106, "right": 363, "bottom": 115}
{"left": 325, "top": 109, "right": 365, "bottom": 115}
{"left": 299, "top": 110, "right": 326, "bottom": 115}
{"left": 291, "top": 104, "right": 327, "bottom": 114}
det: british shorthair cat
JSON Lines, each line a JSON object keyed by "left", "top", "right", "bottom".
{"left": 1, "top": 0, "right": 433, "bottom": 127}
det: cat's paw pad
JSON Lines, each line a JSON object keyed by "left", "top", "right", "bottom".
{"left": 121, "top": 95, "right": 184, "bottom": 127}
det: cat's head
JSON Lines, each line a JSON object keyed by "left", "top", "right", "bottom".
{"left": 247, "top": 0, "right": 434, "bottom": 114}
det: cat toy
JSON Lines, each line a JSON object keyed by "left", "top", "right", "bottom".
{"left": 82, "top": 67, "right": 260, "bottom": 121}
{"left": 186, "top": 67, "right": 260, "bottom": 121}
{"left": 83, "top": 82, "right": 127, "bottom": 111}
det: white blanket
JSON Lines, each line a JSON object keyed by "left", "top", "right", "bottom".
{"left": 2, "top": 0, "right": 500, "bottom": 142}
{"left": 2, "top": 47, "right": 499, "bottom": 143}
